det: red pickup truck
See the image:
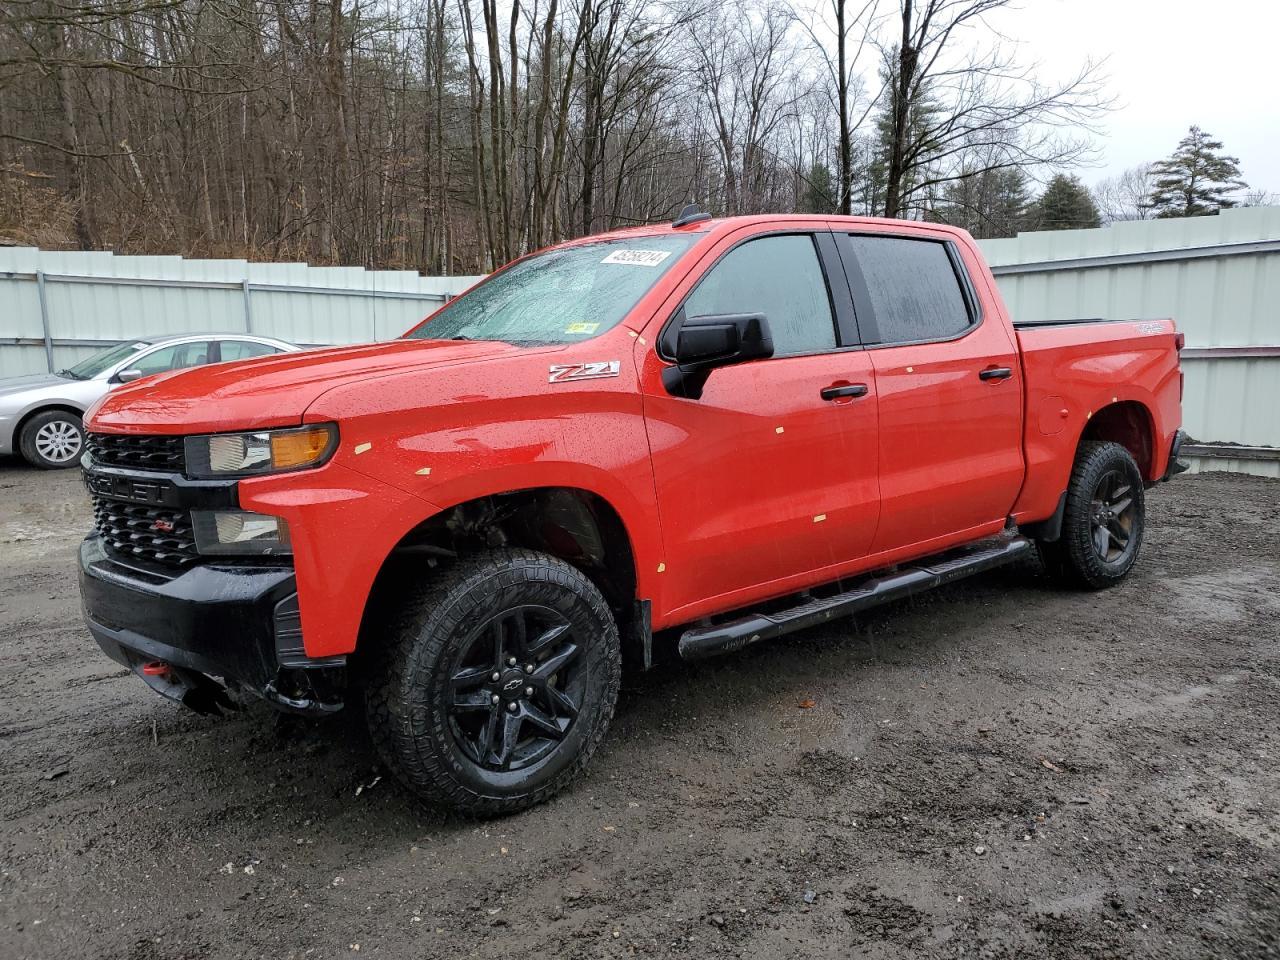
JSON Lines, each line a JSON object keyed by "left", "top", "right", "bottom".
{"left": 79, "top": 212, "right": 1185, "bottom": 814}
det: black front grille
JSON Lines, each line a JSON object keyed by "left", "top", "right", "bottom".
{"left": 91, "top": 497, "right": 199, "bottom": 568}
{"left": 86, "top": 432, "right": 185, "bottom": 473}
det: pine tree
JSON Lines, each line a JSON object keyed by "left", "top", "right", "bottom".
{"left": 801, "top": 163, "right": 838, "bottom": 215}
{"left": 861, "top": 63, "right": 944, "bottom": 218}
{"left": 1148, "top": 126, "right": 1248, "bottom": 218}
{"left": 932, "top": 168, "right": 1032, "bottom": 239}
{"left": 1032, "top": 174, "right": 1101, "bottom": 231}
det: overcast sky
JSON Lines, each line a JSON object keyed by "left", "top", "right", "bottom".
{"left": 984, "top": 0, "right": 1279, "bottom": 192}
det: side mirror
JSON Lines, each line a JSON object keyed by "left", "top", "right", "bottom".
{"left": 113, "top": 369, "right": 144, "bottom": 384}
{"left": 662, "top": 311, "right": 773, "bottom": 399}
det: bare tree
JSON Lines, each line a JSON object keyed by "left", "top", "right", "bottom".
{"left": 1241, "top": 188, "right": 1280, "bottom": 208}
{"left": 789, "top": 0, "right": 879, "bottom": 213}
{"left": 0, "top": 0, "right": 1127, "bottom": 269}
{"left": 1091, "top": 164, "right": 1154, "bottom": 223}
{"left": 878, "top": 0, "right": 1111, "bottom": 219}
{"left": 686, "top": 0, "right": 804, "bottom": 215}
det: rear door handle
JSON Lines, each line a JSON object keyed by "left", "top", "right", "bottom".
{"left": 979, "top": 366, "right": 1013, "bottom": 381}
{"left": 820, "top": 383, "right": 869, "bottom": 401}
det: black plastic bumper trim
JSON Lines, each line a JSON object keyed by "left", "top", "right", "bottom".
{"left": 1163, "top": 428, "right": 1190, "bottom": 480}
{"left": 79, "top": 534, "right": 344, "bottom": 714}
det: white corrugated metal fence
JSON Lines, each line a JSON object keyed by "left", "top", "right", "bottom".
{"left": 0, "top": 246, "right": 481, "bottom": 379}
{"left": 979, "top": 207, "right": 1280, "bottom": 478}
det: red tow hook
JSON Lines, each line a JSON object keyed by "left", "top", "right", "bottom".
{"left": 141, "top": 661, "right": 171, "bottom": 677}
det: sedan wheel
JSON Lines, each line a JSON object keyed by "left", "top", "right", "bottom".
{"left": 19, "top": 411, "right": 85, "bottom": 470}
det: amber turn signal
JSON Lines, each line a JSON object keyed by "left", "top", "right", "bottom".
{"left": 271, "top": 426, "right": 335, "bottom": 469}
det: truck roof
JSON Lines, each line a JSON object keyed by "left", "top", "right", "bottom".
{"left": 561, "top": 213, "right": 974, "bottom": 247}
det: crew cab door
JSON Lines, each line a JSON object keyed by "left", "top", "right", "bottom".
{"left": 834, "top": 231, "right": 1023, "bottom": 554}
{"left": 638, "top": 227, "right": 880, "bottom": 624}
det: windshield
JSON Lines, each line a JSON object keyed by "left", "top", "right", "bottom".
{"left": 61, "top": 341, "right": 150, "bottom": 380}
{"left": 404, "top": 235, "right": 696, "bottom": 345}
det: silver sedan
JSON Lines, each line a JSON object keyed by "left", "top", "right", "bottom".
{"left": 0, "top": 333, "right": 298, "bottom": 469}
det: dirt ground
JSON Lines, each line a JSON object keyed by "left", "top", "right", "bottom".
{"left": 1, "top": 460, "right": 1278, "bottom": 960}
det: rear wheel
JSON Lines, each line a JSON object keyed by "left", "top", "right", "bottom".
{"left": 1038, "top": 440, "right": 1145, "bottom": 590}
{"left": 19, "top": 410, "right": 84, "bottom": 469}
{"left": 364, "top": 549, "right": 621, "bottom": 816}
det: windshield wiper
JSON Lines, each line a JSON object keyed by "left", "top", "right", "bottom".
{"left": 56, "top": 369, "right": 86, "bottom": 381}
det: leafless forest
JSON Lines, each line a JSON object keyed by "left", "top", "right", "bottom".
{"left": 0, "top": 0, "right": 1109, "bottom": 273}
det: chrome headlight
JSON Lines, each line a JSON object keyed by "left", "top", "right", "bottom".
{"left": 184, "top": 424, "right": 337, "bottom": 478}
{"left": 192, "top": 510, "right": 291, "bottom": 556}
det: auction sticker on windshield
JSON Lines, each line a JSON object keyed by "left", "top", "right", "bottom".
{"left": 601, "top": 249, "right": 672, "bottom": 267}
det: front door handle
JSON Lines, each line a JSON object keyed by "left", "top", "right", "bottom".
{"left": 820, "top": 383, "right": 869, "bottom": 401}
{"left": 979, "top": 366, "right": 1013, "bottom": 381}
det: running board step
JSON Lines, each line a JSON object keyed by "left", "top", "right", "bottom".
{"left": 677, "top": 535, "right": 1032, "bottom": 661}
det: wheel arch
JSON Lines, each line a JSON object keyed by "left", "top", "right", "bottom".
{"left": 358, "top": 485, "right": 644, "bottom": 663}
{"left": 15, "top": 402, "right": 86, "bottom": 440}
{"left": 1078, "top": 400, "right": 1157, "bottom": 481}
{"left": 14, "top": 403, "right": 87, "bottom": 462}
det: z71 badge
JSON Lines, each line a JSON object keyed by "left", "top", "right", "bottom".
{"left": 548, "top": 361, "right": 621, "bottom": 383}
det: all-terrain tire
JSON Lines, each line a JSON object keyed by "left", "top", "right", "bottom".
{"left": 18, "top": 409, "right": 85, "bottom": 469}
{"left": 1038, "top": 440, "right": 1145, "bottom": 590}
{"left": 364, "top": 548, "right": 621, "bottom": 817}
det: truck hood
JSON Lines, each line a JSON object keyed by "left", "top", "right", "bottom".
{"left": 87, "top": 339, "right": 519, "bottom": 434}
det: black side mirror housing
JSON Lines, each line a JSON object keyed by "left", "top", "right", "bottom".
{"left": 662, "top": 311, "right": 773, "bottom": 398}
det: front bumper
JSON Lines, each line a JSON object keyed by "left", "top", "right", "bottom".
{"left": 0, "top": 413, "right": 16, "bottom": 455}
{"left": 79, "top": 534, "right": 346, "bottom": 714}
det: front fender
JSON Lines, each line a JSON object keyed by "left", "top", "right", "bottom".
{"left": 239, "top": 462, "right": 441, "bottom": 658}
{"left": 262, "top": 341, "right": 664, "bottom": 656}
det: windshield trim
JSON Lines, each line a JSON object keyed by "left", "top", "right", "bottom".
{"left": 62, "top": 340, "right": 152, "bottom": 381}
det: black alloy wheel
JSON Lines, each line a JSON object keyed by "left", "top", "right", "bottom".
{"left": 1036, "top": 440, "right": 1146, "bottom": 590}
{"left": 448, "top": 604, "right": 585, "bottom": 772}
{"left": 365, "top": 548, "right": 621, "bottom": 816}
{"left": 1088, "top": 468, "right": 1137, "bottom": 563}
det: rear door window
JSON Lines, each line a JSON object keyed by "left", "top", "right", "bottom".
{"left": 218, "top": 340, "right": 280, "bottom": 362}
{"left": 846, "top": 236, "right": 973, "bottom": 345}
{"left": 131, "top": 341, "right": 213, "bottom": 376}
{"left": 683, "top": 234, "right": 837, "bottom": 356}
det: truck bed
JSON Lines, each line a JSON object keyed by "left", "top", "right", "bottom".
{"left": 1011, "top": 317, "right": 1183, "bottom": 528}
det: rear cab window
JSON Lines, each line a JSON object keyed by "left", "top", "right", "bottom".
{"left": 844, "top": 235, "right": 976, "bottom": 346}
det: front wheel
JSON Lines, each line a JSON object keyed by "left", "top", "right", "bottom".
{"left": 1038, "top": 440, "right": 1145, "bottom": 590}
{"left": 364, "top": 549, "right": 621, "bottom": 816}
{"left": 19, "top": 410, "right": 85, "bottom": 469}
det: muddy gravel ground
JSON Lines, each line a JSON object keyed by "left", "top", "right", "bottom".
{"left": 1, "top": 461, "right": 1278, "bottom": 960}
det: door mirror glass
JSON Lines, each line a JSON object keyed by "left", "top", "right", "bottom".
{"left": 113, "top": 368, "right": 144, "bottom": 384}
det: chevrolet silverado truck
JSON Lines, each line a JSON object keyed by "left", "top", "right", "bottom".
{"left": 78, "top": 211, "right": 1186, "bottom": 815}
